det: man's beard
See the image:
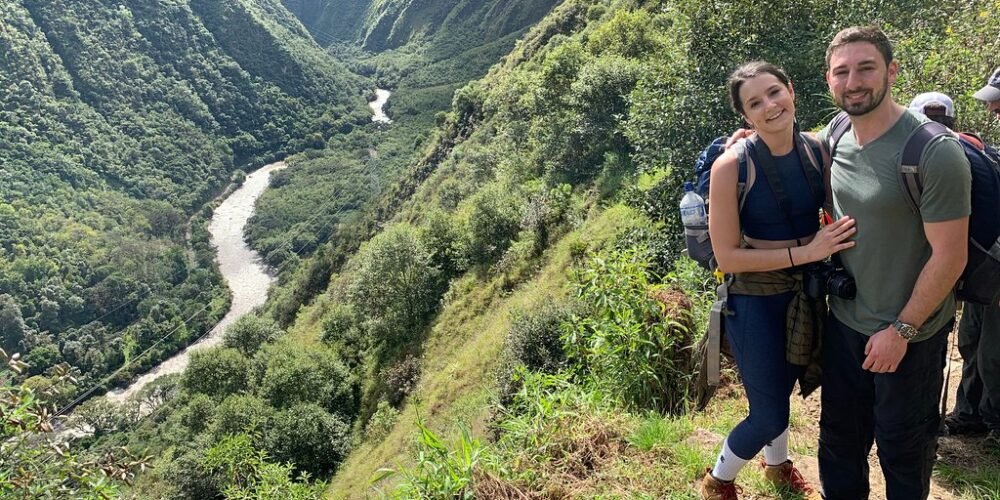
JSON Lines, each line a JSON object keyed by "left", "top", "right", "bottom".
{"left": 836, "top": 78, "right": 888, "bottom": 116}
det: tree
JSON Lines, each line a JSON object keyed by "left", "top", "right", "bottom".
{"left": 0, "top": 294, "right": 28, "bottom": 353}
{"left": 346, "top": 224, "right": 442, "bottom": 355}
{"left": 72, "top": 397, "right": 140, "bottom": 437}
{"left": 223, "top": 314, "right": 282, "bottom": 357}
{"left": 252, "top": 341, "right": 355, "bottom": 418}
{"left": 263, "top": 403, "right": 350, "bottom": 476}
{"left": 182, "top": 347, "right": 249, "bottom": 399}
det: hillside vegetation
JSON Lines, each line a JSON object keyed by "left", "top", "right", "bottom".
{"left": 0, "top": 0, "right": 365, "bottom": 434}
{"left": 283, "top": 0, "right": 558, "bottom": 52}
{"left": 5, "top": 0, "right": 1000, "bottom": 498}
{"left": 292, "top": 0, "right": 998, "bottom": 497}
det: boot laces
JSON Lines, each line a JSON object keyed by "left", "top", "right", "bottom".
{"left": 717, "top": 481, "right": 740, "bottom": 500}
{"left": 782, "top": 464, "right": 814, "bottom": 493}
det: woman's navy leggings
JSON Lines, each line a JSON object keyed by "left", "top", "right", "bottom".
{"left": 723, "top": 291, "right": 805, "bottom": 459}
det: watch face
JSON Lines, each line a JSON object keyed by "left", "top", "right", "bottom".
{"left": 894, "top": 321, "right": 917, "bottom": 339}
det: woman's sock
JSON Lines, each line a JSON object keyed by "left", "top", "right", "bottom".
{"left": 711, "top": 438, "right": 748, "bottom": 481}
{"left": 763, "top": 427, "right": 790, "bottom": 466}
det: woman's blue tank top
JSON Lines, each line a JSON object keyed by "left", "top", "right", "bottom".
{"left": 739, "top": 150, "right": 821, "bottom": 241}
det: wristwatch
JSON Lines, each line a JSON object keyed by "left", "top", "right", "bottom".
{"left": 892, "top": 319, "right": 919, "bottom": 340}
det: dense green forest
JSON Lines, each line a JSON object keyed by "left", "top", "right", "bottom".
{"left": 5, "top": 0, "right": 1000, "bottom": 498}
{"left": 0, "top": 0, "right": 366, "bottom": 407}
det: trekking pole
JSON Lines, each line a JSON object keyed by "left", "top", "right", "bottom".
{"left": 940, "top": 312, "right": 960, "bottom": 433}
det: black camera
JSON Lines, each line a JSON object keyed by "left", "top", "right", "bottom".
{"left": 803, "top": 259, "right": 856, "bottom": 300}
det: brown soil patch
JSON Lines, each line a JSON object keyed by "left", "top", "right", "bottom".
{"left": 686, "top": 427, "right": 725, "bottom": 449}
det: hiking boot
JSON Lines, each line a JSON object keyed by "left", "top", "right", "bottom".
{"left": 763, "top": 460, "right": 821, "bottom": 500}
{"left": 944, "top": 413, "right": 988, "bottom": 435}
{"left": 700, "top": 468, "right": 740, "bottom": 500}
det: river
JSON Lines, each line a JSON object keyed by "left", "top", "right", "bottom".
{"left": 370, "top": 89, "right": 392, "bottom": 123}
{"left": 106, "top": 161, "right": 287, "bottom": 402}
{"left": 106, "top": 89, "right": 391, "bottom": 403}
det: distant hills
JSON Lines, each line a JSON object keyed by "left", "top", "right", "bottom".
{"left": 282, "top": 0, "right": 558, "bottom": 52}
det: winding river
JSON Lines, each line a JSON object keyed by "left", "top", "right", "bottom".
{"left": 106, "top": 161, "right": 287, "bottom": 402}
{"left": 370, "top": 89, "right": 392, "bottom": 123}
{"left": 105, "top": 89, "right": 392, "bottom": 403}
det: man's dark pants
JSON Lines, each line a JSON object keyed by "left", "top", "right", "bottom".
{"left": 818, "top": 313, "right": 951, "bottom": 500}
{"left": 952, "top": 302, "right": 1000, "bottom": 431}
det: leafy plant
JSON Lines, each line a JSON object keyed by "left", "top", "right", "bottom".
{"left": 201, "top": 434, "right": 324, "bottom": 500}
{"left": 1, "top": 350, "right": 151, "bottom": 498}
{"left": 365, "top": 400, "right": 400, "bottom": 442}
{"left": 378, "top": 421, "right": 483, "bottom": 499}
{"left": 563, "top": 246, "right": 694, "bottom": 414}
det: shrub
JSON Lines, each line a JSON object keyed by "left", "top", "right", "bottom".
{"left": 181, "top": 347, "right": 249, "bottom": 399}
{"left": 462, "top": 183, "right": 524, "bottom": 266}
{"left": 495, "top": 300, "right": 573, "bottom": 408}
{"left": 223, "top": 315, "right": 282, "bottom": 357}
{"left": 345, "top": 224, "right": 443, "bottom": 358}
{"left": 252, "top": 341, "right": 355, "bottom": 419}
{"left": 210, "top": 394, "right": 274, "bottom": 440}
{"left": 320, "top": 303, "right": 365, "bottom": 369}
{"left": 381, "top": 354, "right": 421, "bottom": 407}
{"left": 263, "top": 403, "right": 351, "bottom": 477}
{"left": 179, "top": 394, "right": 216, "bottom": 435}
{"left": 586, "top": 9, "right": 664, "bottom": 58}
{"left": 365, "top": 400, "right": 399, "bottom": 442}
{"left": 202, "top": 434, "right": 323, "bottom": 499}
{"left": 161, "top": 437, "right": 220, "bottom": 500}
{"left": 563, "top": 247, "right": 694, "bottom": 414}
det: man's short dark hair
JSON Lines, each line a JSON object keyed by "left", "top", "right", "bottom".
{"left": 826, "top": 26, "right": 893, "bottom": 67}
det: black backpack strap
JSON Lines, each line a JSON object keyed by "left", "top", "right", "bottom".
{"left": 747, "top": 135, "right": 802, "bottom": 244}
{"left": 824, "top": 111, "right": 852, "bottom": 157}
{"left": 795, "top": 130, "right": 827, "bottom": 207}
{"left": 899, "top": 121, "right": 951, "bottom": 214}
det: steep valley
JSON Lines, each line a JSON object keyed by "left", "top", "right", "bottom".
{"left": 4, "top": 0, "right": 1000, "bottom": 499}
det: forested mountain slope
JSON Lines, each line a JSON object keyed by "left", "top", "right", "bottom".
{"left": 283, "top": 0, "right": 558, "bottom": 52}
{"left": 7, "top": 0, "right": 1000, "bottom": 498}
{"left": 0, "top": 0, "right": 366, "bottom": 403}
{"left": 286, "top": 0, "right": 998, "bottom": 497}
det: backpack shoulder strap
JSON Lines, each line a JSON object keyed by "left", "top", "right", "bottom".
{"left": 824, "top": 111, "right": 852, "bottom": 157}
{"left": 731, "top": 140, "right": 755, "bottom": 212}
{"left": 899, "top": 120, "right": 951, "bottom": 214}
{"left": 796, "top": 131, "right": 826, "bottom": 207}
{"left": 747, "top": 135, "right": 797, "bottom": 226}
{"left": 959, "top": 132, "right": 985, "bottom": 151}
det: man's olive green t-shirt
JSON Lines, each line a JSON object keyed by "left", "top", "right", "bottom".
{"left": 817, "top": 110, "right": 971, "bottom": 342}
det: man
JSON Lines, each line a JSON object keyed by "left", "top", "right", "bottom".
{"left": 976, "top": 67, "right": 1000, "bottom": 120}
{"left": 817, "top": 27, "right": 971, "bottom": 499}
{"left": 908, "top": 91, "right": 956, "bottom": 129}
{"left": 941, "top": 69, "right": 1000, "bottom": 450}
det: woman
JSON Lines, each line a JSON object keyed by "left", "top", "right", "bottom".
{"left": 699, "top": 61, "right": 856, "bottom": 499}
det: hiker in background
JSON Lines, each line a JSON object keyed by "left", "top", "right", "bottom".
{"left": 817, "top": 26, "right": 971, "bottom": 499}
{"left": 936, "top": 71, "right": 1000, "bottom": 451}
{"left": 698, "top": 60, "right": 856, "bottom": 500}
